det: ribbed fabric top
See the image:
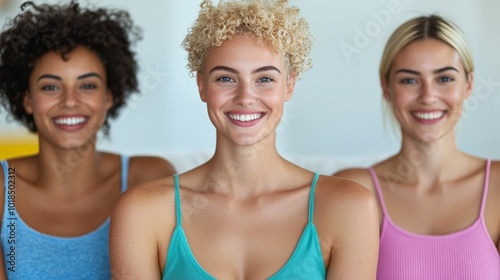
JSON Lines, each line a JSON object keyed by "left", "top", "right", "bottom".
{"left": 369, "top": 159, "right": 500, "bottom": 280}
{"left": 1, "top": 155, "right": 129, "bottom": 279}
{"left": 163, "top": 173, "right": 326, "bottom": 280}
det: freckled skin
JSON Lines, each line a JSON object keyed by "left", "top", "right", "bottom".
{"left": 110, "top": 35, "right": 379, "bottom": 280}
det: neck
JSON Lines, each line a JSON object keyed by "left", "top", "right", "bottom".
{"left": 393, "top": 132, "right": 464, "bottom": 185}
{"left": 202, "top": 133, "right": 291, "bottom": 198}
{"left": 35, "top": 139, "right": 101, "bottom": 193}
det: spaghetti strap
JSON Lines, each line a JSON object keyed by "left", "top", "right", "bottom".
{"left": 368, "top": 168, "right": 389, "bottom": 217}
{"left": 479, "top": 159, "right": 491, "bottom": 216}
{"left": 308, "top": 173, "right": 320, "bottom": 223}
{"left": 173, "top": 174, "right": 181, "bottom": 227}
{"left": 120, "top": 155, "right": 129, "bottom": 193}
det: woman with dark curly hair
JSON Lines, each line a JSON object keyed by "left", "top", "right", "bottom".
{"left": 110, "top": 0, "right": 379, "bottom": 279}
{"left": 0, "top": 1, "right": 175, "bottom": 278}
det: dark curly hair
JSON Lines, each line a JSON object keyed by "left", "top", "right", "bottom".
{"left": 0, "top": 0, "right": 142, "bottom": 135}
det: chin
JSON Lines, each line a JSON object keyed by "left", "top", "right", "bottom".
{"left": 414, "top": 133, "right": 448, "bottom": 144}
{"left": 59, "top": 139, "right": 95, "bottom": 150}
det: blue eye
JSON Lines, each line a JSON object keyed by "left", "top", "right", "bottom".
{"left": 400, "top": 78, "right": 417, "bottom": 84}
{"left": 217, "top": 76, "right": 234, "bottom": 83}
{"left": 438, "top": 76, "right": 454, "bottom": 83}
{"left": 258, "top": 77, "right": 274, "bottom": 83}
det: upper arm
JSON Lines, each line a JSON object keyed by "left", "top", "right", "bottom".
{"left": 127, "top": 156, "right": 176, "bottom": 189}
{"left": 325, "top": 181, "right": 379, "bottom": 280}
{"left": 110, "top": 186, "right": 165, "bottom": 280}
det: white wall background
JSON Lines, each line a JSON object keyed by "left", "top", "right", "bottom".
{"left": 1, "top": 0, "right": 499, "bottom": 169}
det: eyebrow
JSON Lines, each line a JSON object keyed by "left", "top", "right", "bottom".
{"left": 36, "top": 72, "right": 103, "bottom": 82}
{"left": 252, "top": 66, "right": 281, "bottom": 74}
{"left": 395, "top": 66, "right": 460, "bottom": 76}
{"left": 433, "top": 66, "right": 459, "bottom": 74}
{"left": 209, "top": 66, "right": 238, "bottom": 74}
{"left": 77, "top": 73, "right": 103, "bottom": 80}
{"left": 208, "top": 65, "right": 281, "bottom": 75}
{"left": 36, "top": 74, "right": 61, "bottom": 82}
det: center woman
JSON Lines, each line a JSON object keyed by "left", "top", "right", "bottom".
{"left": 110, "top": 1, "right": 379, "bottom": 279}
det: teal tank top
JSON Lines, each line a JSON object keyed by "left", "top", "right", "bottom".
{"left": 163, "top": 173, "right": 326, "bottom": 279}
{"left": 1, "top": 155, "right": 129, "bottom": 279}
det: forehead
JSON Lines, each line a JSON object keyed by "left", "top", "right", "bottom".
{"left": 391, "top": 39, "right": 462, "bottom": 71}
{"left": 31, "top": 46, "right": 106, "bottom": 77}
{"left": 203, "top": 34, "right": 286, "bottom": 73}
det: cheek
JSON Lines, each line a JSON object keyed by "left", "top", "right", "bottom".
{"left": 442, "top": 87, "right": 467, "bottom": 107}
{"left": 30, "top": 96, "right": 58, "bottom": 114}
{"left": 89, "top": 95, "right": 113, "bottom": 112}
{"left": 390, "top": 93, "right": 411, "bottom": 110}
{"left": 447, "top": 92, "right": 466, "bottom": 116}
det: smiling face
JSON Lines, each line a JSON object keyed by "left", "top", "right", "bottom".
{"left": 197, "top": 34, "right": 296, "bottom": 146}
{"left": 382, "top": 39, "right": 473, "bottom": 143}
{"left": 24, "top": 46, "right": 112, "bottom": 150}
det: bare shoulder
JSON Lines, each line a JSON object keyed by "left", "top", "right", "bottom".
{"left": 316, "top": 175, "right": 376, "bottom": 211}
{"left": 314, "top": 175, "right": 378, "bottom": 232}
{"left": 111, "top": 176, "right": 177, "bottom": 242}
{"left": 114, "top": 176, "right": 175, "bottom": 218}
{"left": 313, "top": 175, "right": 379, "bottom": 252}
{"left": 332, "top": 167, "right": 374, "bottom": 192}
{"left": 488, "top": 160, "right": 500, "bottom": 194}
{"left": 127, "top": 156, "right": 177, "bottom": 188}
{"left": 110, "top": 176, "right": 177, "bottom": 279}
{"left": 0, "top": 157, "right": 35, "bottom": 229}
{"left": 314, "top": 175, "right": 379, "bottom": 278}
{"left": 489, "top": 160, "right": 500, "bottom": 180}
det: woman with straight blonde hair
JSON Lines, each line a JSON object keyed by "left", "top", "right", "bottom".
{"left": 335, "top": 15, "right": 500, "bottom": 280}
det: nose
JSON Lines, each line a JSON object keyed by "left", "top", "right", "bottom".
{"left": 418, "top": 82, "right": 437, "bottom": 104}
{"left": 60, "top": 88, "right": 80, "bottom": 108}
{"left": 233, "top": 82, "right": 255, "bottom": 107}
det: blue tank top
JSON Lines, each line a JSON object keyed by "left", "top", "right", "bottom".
{"left": 1, "top": 155, "right": 129, "bottom": 280}
{"left": 163, "top": 173, "right": 326, "bottom": 280}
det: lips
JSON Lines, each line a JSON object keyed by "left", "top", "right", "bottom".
{"left": 53, "top": 116, "right": 87, "bottom": 125}
{"left": 52, "top": 115, "right": 89, "bottom": 131}
{"left": 411, "top": 111, "right": 446, "bottom": 121}
{"left": 226, "top": 112, "right": 265, "bottom": 127}
{"left": 227, "top": 113, "right": 263, "bottom": 122}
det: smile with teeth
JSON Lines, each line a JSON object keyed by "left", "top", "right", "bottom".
{"left": 53, "top": 116, "right": 88, "bottom": 126}
{"left": 228, "top": 113, "right": 263, "bottom": 122}
{"left": 412, "top": 111, "right": 445, "bottom": 120}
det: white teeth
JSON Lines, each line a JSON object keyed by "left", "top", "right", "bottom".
{"left": 54, "top": 117, "right": 87, "bottom": 125}
{"left": 228, "top": 113, "right": 262, "bottom": 122}
{"left": 413, "top": 111, "right": 444, "bottom": 120}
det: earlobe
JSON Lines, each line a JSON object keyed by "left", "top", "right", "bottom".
{"left": 23, "top": 91, "right": 33, "bottom": 114}
{"left": 284, "top": 74, "right": 296, "bottom": 102}
{"left": 465, "top": 72, "right": 474, "bottom": 98}
{"left": 106, "top": 90, "right": 113, "bottom": 110}
{"left": 381, "top": 77, "right": 392, "bottom": 101}
{"left": 197, "top": 73, "right": 207, "bottom": 103}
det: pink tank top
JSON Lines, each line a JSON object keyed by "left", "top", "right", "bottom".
{"left": 369, "top": 159, "right": 500, "bottom": 280}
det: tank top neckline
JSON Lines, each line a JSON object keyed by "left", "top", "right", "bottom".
{"left": 369, "top": 159, "right": 491, "bottom": 239}
{"left": 1, "top": 155, "right": 129, "bottom": 240}
{"left": 170, "top": 172, "right": 321, "bottom": 279}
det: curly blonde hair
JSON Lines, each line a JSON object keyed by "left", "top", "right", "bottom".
{"left": 182, "top": 0, "right": 313, "bottom": 77}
